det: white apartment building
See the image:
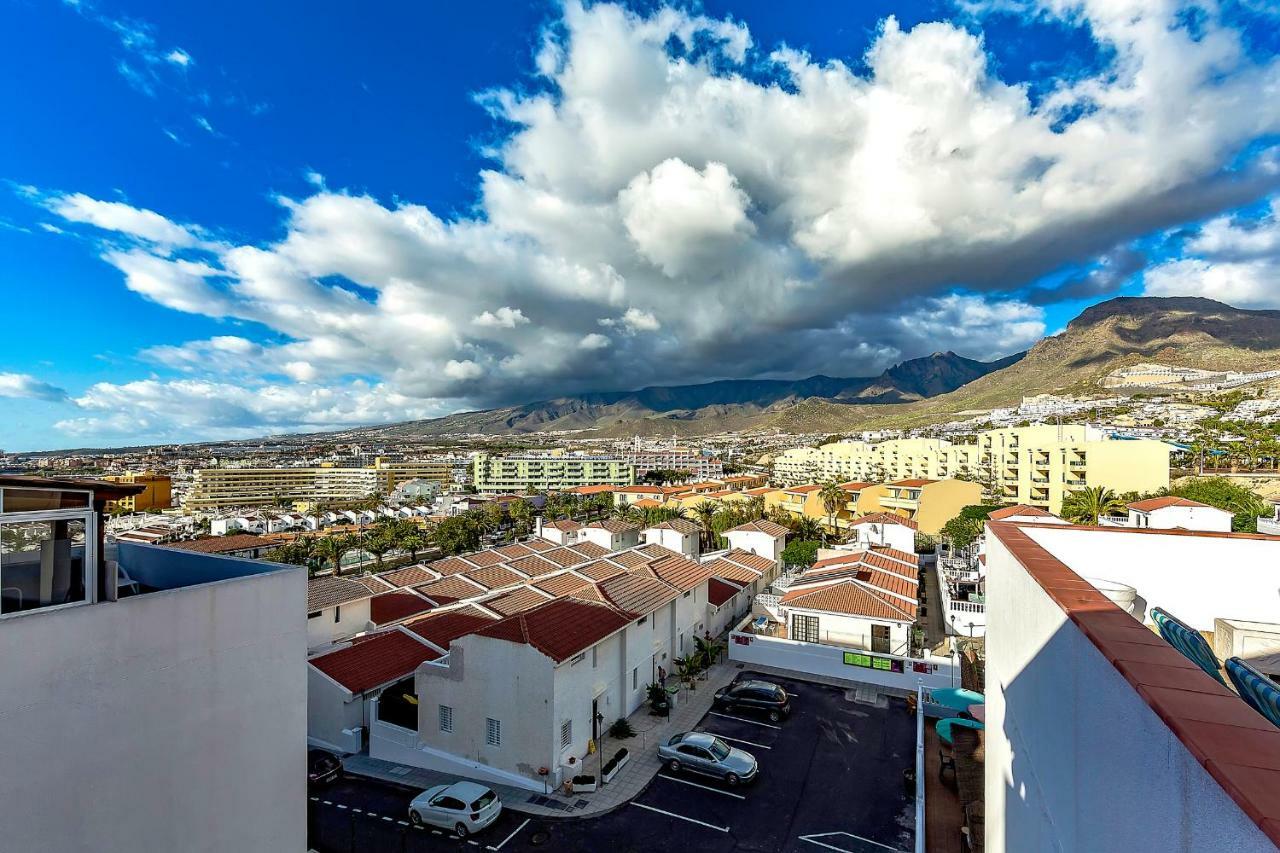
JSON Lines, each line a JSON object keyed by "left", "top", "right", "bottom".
{"left": 1119, "top": 496, "right": 1234, "bottom": 532}
{"left": 0, "top": 476, "right": 305, "bottom": 852}
{"left": 185, "top": 458, "right": 456, "bottom": 510}
{"left": 983, "top": 517, "right": 1280, "bottom": 851}
{"left": 471, "top": 452, "right": 637, "bottom": 493}
{"left": 774, "top": 425, "right": 1172, "bottom": 514}
{"left": 623, "top": 449, "right": 724, "bottom": 479}
{"left": 579, "top": 518, "right": 642, "bottom": 551}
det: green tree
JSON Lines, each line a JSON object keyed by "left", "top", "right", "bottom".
{"left": 787, "top": 515, "right": 824, "bottom": 541}
{"left": 508, "top": 498, "right": 534, "bottom": 535}
{"left": 940, "top": 515, "right": 984, "bottom": 549}
{"left": 1167, "top": 476, "right": 1270, "bottom": 532}
{"left": 315, "top": 534, "right": 357, "bottom": 575}
{"left": 818, "top": 482, "right": 847, "bottom": 542}
{"left": 781, "top": 539, "right": 820, "bottom": 570}
{"left": 1060, "top": 486, "right": 1126, "bottom": 525}
{"left": 691, "top": 500, "right": 720, "bottom": 551}
{"left": 361, "top": 526, "right": 396, "bottom": 567}
{"left": 433, "top": 515, "right": 480, "bottom": 555}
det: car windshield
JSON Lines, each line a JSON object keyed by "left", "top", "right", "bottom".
{"left": 469, "top": 790, "right": 497, "bottom": 811}
{"left": 708, "top": 738, "right": 731, "bottom": 761}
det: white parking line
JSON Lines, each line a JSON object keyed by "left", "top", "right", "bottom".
{"left": 631, "top": 802, "right": 729, "bottom": 833}
{"left": 397, "top": 821, "right": 409, "bottom": 826}
{"left": 336, "top": 804, "right": 347, "bottom": 810}
{"left": 381, "top": 816, "right": 393, "bottom": 822}
{"left": 365, "top": 813, "right": 378, "bottom": 819}
{"left": 487, "top": 817, "right": 531, "bottom": 851}
{"left": 309, "top": 796, "right": 319, "bottom": 802}
{"left": 708, "top": 711, "right": 781, "bottom": 729}
{"left": 657, "top": 774, "right": 747, "bottom": 800}
{"left": 799, "top": 832, "right": 904, "bottom": 852}
{"left": 321, "top": 800, "right": 332, "bottom": 806}
{"left": 351, "top": 809, "right": 362, "bottom": 814}
{"left": 702, "top": 732, "right": 772, "bottom": 750}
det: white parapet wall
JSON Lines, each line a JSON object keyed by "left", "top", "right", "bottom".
{"left": 726, "top": 630, "right": 959, "bottom": 693}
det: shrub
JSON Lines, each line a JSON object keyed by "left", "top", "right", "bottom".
{"left": 601, "top": 747, "right": 629, "bottom": 776}
{"left": 572, "top": 774, "right": 595, "bottom": 785}
{"left": 608, "top": 718, "right": 636, "bottom": 739}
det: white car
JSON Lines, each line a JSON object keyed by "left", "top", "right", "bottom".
{"left": 408, "top": 781, "right": 502, "bottom": 837}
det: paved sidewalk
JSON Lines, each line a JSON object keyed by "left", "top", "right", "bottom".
{"left": 343, "top": 662, "right": 740, "bottom": 819}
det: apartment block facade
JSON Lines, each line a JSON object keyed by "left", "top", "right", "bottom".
{"left": 184, "top": 458, "right": 455, "bottom": 510}
{"left": 102, "top": 471, "right": 172, "bottom": 514}
{"left": 472, "top": 452, "right": 636, "bottom": 493}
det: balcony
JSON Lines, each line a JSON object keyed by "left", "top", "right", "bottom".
{"left": 880, "top": 495, "right": 920, "bottom": 511}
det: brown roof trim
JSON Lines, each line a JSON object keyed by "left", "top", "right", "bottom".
{"left": 0, "top": 474, "right": 146, "bottom": 502}
{"left": 987, "top": 521, "right": 1280, "bottom": 844}
{"left": 997, "top": 520, "right": 1280, "bottom": 542}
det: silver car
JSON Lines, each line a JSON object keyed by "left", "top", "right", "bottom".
{"left": 408, "top": 781, "right": 502, "bottom": 837}
{"left": 658, "top": 731, "right": 758, "bottom": 786}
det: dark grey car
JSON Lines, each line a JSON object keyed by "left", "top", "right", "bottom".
{"left": 657, "top": 731, "right": 758, "bottom": 786}
{"left": 713, "top": 679, "right": 792, "bottom": 722}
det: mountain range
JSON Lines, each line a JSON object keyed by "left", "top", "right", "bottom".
{"left": 357, "top": 296, "right": 1280, "bottom": 439}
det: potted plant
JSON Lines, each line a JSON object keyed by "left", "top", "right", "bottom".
{"left": 601, "top": 747, "right": 631, "bottom": 784}
{"left": 570, "top": 774, "right": 597, "bottom": 793}
{"left": 647, "top": 682, "right": 670, "bottom": 716}
{"left": 608, "top": 718, "right": 635, "bottom": 739}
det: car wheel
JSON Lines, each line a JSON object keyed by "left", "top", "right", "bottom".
{"left": 667, "top": 759, "right": 682, "bottom": 774}
{"left": 409, "top": 810, "right": 422, "bottom": 827}
{"left": 768, "top": 709, "right": 781, "bottom": 722}
{"left": 725, "top": 772, "right": 739, "bottom": 787}
{"left": 455, "top": 822, "right": 469, "bottom": 838}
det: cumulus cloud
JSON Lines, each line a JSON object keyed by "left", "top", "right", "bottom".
{"left": 30, "top": 0, "right": 1280, "bottom": 440}
{"left": 0, "top": 373, "right": 69, "bottom": 403}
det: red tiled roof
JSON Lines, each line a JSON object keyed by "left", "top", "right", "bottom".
{"left": 570, "top": 541, "right": 610, "bottom": 558}
{"left": 463, "top": 550, "right": 508, "bottom": 568}
{"left": 404, "top": 606, "right": 496, "bottom": 650}
{"left": 728, "top": 519, "right": 790, "bottom": 538}
{"left": 786, "top": 484, "right": 822, "bottom": 494}
{"left": 890, "top": 479, "right": 935, "bottom": 488}
{"left": 618, "top": 485, "right": 664, "bottom": 494}
{"left": 522, "top": 538, "right": 556, "bottom": 552}
{"left": 379, "top": 565, "right": 439, "bottom": 588}
{"left": 586, "top": 519, "right": 640, "bottom": 534}
{"left": 429, "top": 556, "right": 480, "bottom": 576}
{"left": 577, "top": 559, "right": 628, "bottom": 581}
{"left": 483, "top": 585, "right": 554, "bottom": 616}
{"left": 492, "top": 542, "right": 535, "bottom": 559}
{"left": 722, "top": 548, "right": 776, "bottom": 572}
{"left": 506, "top": 554, "right": 563, "bottom": 577}
{"left": 545, "top": 519, "right": 583, "bottom": 531}
{"left": 1127, "top": 496, "right": 1217, "bottom": 513}
{"left": 780, "top": 580, "right": 916, "bottom": 621}
{"left": 370, "top": 591, "right": 436, "bottom": 625}
{"left": 650, "top": 518, "right": 700, "bottom": 535}
{"left": 350, "top": 574, "right": 397, "bottom": 594}
{"left": 415, "top": 575, "right": 487, "bottom": 605}
{"left": 987, "top": 504, "right": 1053, "bottom": 521}
{"left": 541, "top": 547, "right": 591, "bottom": 568}
{"left": 569, "top": 485, "right": 619, "bottom": 495}
{"left": 307, "top": 575, "right": 375, "bottom": 612}
{"left": 840, "top": 481, "right": 876, "bottom": 491}
{"left": 987, "top": 521, "right": 1280, "bottom": 846}
{"left": 471, "top": 599, "right": 632, "bottom": 663}
{"left": 647, "top": 554, "right": 714, "bottom": 592}
{"left": 632, "top": 498, "right": 663, "bottom": 509}
{"left": 533, "top": 572, "right": 593, "bottom": 598}
{"left": 463, "top": 565, "right": 524, "bottom": 591}
{"left": 708, "top": 577, "right": 744, "bottom": 607}
{"left": 599, "top": 572, "right": 679, "bottom": 615}
{"left": 607, "top": 550, "right": 651, "bottom": 569}
{"left": 309, "top": 630, "right": 441, "bottom": 694}
{"left": 164, "top": 534, "right": 276, "bottom": 554}
{"left": 636, "top": 543, "right": 682, "bottom": 559}
{"left": 852, "top": 512, "right": 919, "bottom": 531}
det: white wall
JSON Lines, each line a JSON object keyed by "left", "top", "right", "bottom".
{"left": 1140, "top": 505, "right": 1233, "bottom": 532}
{"left": 307, "top": 597, "right": 371, "bottom": 649}
{"left": 579, "top": 527, "right": 639, "bottom": 551}
{"left": 644, "top": 527, "right": 699, "bottom": 558}
{"left": 724, "top": 529, "right": 782, "bottom": 562}
{"left": 1022, "top": 526, "right": 1280, "bottom": 630}
{"left": 0, "top": 566, "right": 306, "bottom": 853}
{"left": 726, "top": 631, "right": 956, "bottom": 693}
{"left": 848, "top": 522, "right": 915, "bottom": 554}
{"left": 551, "top": 632, "right": 623, "bottom": 776}
{"left": 984, "top": 533, "right": 1273, "bottom": 852}
{"left": 784, "top": 607, "right": 912, "bottom": 655}
{"left": 307, "top": 665, "right": 364, "bottom": 753}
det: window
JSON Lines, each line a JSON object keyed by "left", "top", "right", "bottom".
{"left": 333, "top": 605, "right": 341, "bottom": 623}
{"left": 561, "top": 719, "right": 572, "bottom": 749}
{"left": 592, "top": 647, "right": 598, "bottom": 668}
{"left": 570, "top": 652, "right": 586, "bottom": 666}
{"left": 438, "top": 704, "right": 453, "bottom": 733}
{"left": 871, "top": 624, "right": 891, "bottom": 653}
{"left": 793, "top": 614, "right": 820, "bottom": 644}
{"left": 636, "top": 616, "right": 647, "bottom": 626}
{"left": 307, "top": 611, "right": 321, "bottom": 619}
{"left": 633, "top": 667, "right": 638, "bottom": 689}
{"left": 682, "top": 590, "right": 691, "bottom": 598}
{"left": 486, "top": 717, "right": 501, "bottom": 746}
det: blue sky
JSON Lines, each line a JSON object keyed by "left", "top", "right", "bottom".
{"left": 2, "top": 0, "right": 1280, "bottom": 451}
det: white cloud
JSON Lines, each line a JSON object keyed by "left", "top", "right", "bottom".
{"left": 166, "top": 48, "right": 192, "bottom": 67}
{"left": 473, "top": 307, "right": 530, "bottom": 328}
{"left": 194, "top": 115, "right": 214, "bottom": 134}
{"left": 0, "top": 373, "right": 69, "bottom": 403}
{"left": 31, "top": 0, "right": 1280, "bottom": 442}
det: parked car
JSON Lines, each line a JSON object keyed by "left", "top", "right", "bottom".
{"left": 307, "top": 749, "right": 341, "bottom": 786}
{"left": 408, "top": 781, "right": 502, "bottom": 837}
{"left": 658, "top": 731, "right": 758, "bottom": 786}
{"left": 713, "top": 678, "right": 792, "bottom": 722}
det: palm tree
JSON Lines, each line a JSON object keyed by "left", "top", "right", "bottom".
{"left": 692, "top": 500, "right": 719, "bottom": 551}
{"left": 611, "top": 503, "right": 644, "bottom": 525}
{"left": 788, "top": 515, "right": 824, "bottom": 541}
{"left": 818, "top": 482, "right": 847, "bottom": 542}
{"left": 361, "top": 527, "right": 395, "bottom": 567}
{"left": 694, "top": 634, "right": 725, "bottom": 670}
{"left": 1060, "top": 486, "right": 1126, "bottom": 525}
{"left": 315, "top": 534, "right": 356, "bottom": 575}
{"left": 509, "top": 498, "right": 534, "bottom": 534}
{"left": 398, "top": 527, "right": 426, "bottom": 562}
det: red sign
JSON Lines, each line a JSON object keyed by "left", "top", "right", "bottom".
{"left": 732, "top": 634, "right": 752, "bottom": 646}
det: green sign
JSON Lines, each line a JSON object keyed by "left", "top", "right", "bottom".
{"left": 842, "top": 650, "right": 906, "bottom": 674}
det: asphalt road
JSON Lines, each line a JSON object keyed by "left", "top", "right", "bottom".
{"left": 310, "top": 671, "right": 916, "bottom": 853}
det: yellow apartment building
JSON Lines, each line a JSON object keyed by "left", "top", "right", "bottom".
{"left": 878, "top": 478, "right": 982, "bottom": 534}
{"left": 103, "top": 472, "right": 173, "bottom": 514}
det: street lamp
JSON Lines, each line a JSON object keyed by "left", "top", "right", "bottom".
{"left": 595, "top": 711, "right": 606, "bottom": 786}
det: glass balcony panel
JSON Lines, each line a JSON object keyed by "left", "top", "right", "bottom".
{"left": 0, "top": 518, "right": 88, "bottom": 614}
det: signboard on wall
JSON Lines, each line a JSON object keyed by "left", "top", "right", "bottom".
{"left": 842, "top": 650, "right": 905, "bottom": 673}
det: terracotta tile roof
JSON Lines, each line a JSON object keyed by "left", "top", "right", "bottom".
{"left": 704, "top": 557, "right": 765, "bottom": 585}
{"left": 890, "top": 479, "right": 936, "bottom": 488}
{"left": 987, "top": 520, "right": 1280, "bottom": 846}
{"left": 522, "top": 538, "right": 556, "bottom": 552}
{"left": 636, "top": 543, "right": 682, "bottom": 559}
{"left": 576, "top": 559, "right": 628, "bottom": 582}
{"left": 164, "top": 534, "right": 277, "bottom": 554}
{"left": 987, "top": 504, "right": 1053, "bottom": 521}
{"left": 632, "top": 498, "right": 663, "bottom": 509}
{"left": 708, "top": 577, "right": 745, "bottom": 607}
{"left": 429, "top": 555, "right": 480, "bottom": 576}
{"left": 415, "top": 575, "right": 487, "bottom": 605}
{"left": 379, "top": 565, "right": 440, "bottom": 588}
{"left": 492, "top": 542, "right": 535, "bottom": 559}
{"left": 569, "top": 485, "right": 619, "bottom": 495}
{"left": 840, "top": 481, "right": 876, "bottom": 491}
{"left": 742, "top": 487, "right": 775, "bottom": 496}
{"left": 649, "top": 518, "right": 700, "bottom": 535}
{"left": 370, "top": 591, "right": 436, "bottom": 625}
{"left": 1127, "top": 496, "right": 1217, "bottom": 513}
{"left": 533, "top": 572, "right": 593, "bottom": 598}
{"left": 350, "top": 574, "right": 397, "bottom": 594}
{"left": 471, "top": 599, "right": 632, "bottom": 663}
{"left": 607, "top": 550, "right": 651, "bottom": 569}
{"left": 586, "top": 519, "right": 640, "bottom": 534}
{"left": 482, "top": 585, "right": 554, "bottom": 617}
{"left": 540, "top": 547, "right": 591, "bottom": 568}
{"left": 786, "top": 484, "right": 822, "bottom": 494}
{"left": 569, "top": 541, "right": 610, "bottom": 558}
{"left": 463, "top": 565, "right": 525, "bottom": 591}
{"left": 599, "top": 572, "right": 679, "bottom": 615}
{"left": 307, "top": 576, "right": 375, "bottom": 612}
{"left": 506, "top": 554, "right": 563, "bottom": 577}
{"left": 728, "top": 519, "right": 790, "bottom": 538}
{"left": 309, "top": 630, "right": 441, "bottom": 694}
{"left": 647, "top": 554, "right": 714, "bottom": 592}
{"left": 404, "top": 606, "right": 496, "bottom": 650}
{"left": 463, "top": 550, "right": 508, "bottom": 568}
{"left": 721, "top": 548, "right": 776, "bottom": 573}
{"left": 618, "top": 485, "right": 664, "bottom": 494}
{"left": 545, "top": 519, "right": 583, "bottom": 532}
{"left": 852, "top": 512, "right": 919, "bottom": 530}
{"left": 780, "top": 580, "right": 916, "bottom": 621}
{"left": 567, "top": 585, "right": 606, "bottom": 604}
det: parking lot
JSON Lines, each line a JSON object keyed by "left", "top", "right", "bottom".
{"left": 309, "top": 671, "right": 916, "bottom": 853}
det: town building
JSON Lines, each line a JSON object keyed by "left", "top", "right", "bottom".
{"left": 102, "top": 471, "right": 172, "bottom": 514}
{"left": 1118, "top": 496, "right": 1234, "bottom": 532}
{"left": 184, "top": 457, "right": 456, "bottom": 510}
{"left": 579, "top": 519, "right": 642, "bottom": 551}
{"left": 982, "top": 517, "right": 1280, "bottom": 850}
{"left": 622, "top": 448, "right": 723, "bottom": 479}
{"left": 0, "top": 476, "right": 304, "bottom": 851}
{"left": 471, "top": 452, "right": 636, "bottom": 493}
